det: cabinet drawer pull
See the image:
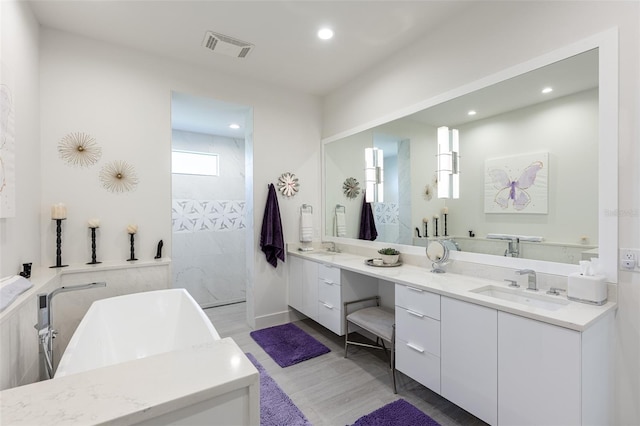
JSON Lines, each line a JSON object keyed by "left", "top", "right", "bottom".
{"left": 406, "top": 309, "right": 424, "bottom": 318}
{"left": 406, "top": 286, "right": 424, "bottom": 293}
{"left": 322, "top": 302, "right": 334, "bottom": 309}
{"left": 406, "top": 342, "right": 425, "bottom": 353}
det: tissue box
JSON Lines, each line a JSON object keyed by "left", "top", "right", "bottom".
{"left": 567, "top": 273, "right": 607, "bottom": 305}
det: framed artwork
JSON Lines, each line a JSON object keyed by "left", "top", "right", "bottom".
{"left": 484, "top": 152, "right": 548, "bottom": 214}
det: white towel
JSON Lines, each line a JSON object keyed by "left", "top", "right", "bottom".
{"left": 335, "top": 211, "right": 347, "bottom": 237}
{"left": 300, "top": 211, "right": 313, "bottom": 242}
{"left": 0, "top": 275, "right": 33, "bottom": 312}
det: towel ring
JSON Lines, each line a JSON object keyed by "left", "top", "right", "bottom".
{"left": 335, "top": 204, "right": 346, "bottom": 213}
{"left": 301, "top": 204, "right": 313, "bottom": 213}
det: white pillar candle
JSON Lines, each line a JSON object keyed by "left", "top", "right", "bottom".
{"left": 422, "top": 216, "right": 429, "bottom": 223}
{"left": 127, "top": 224, "right": 138, "bottom": 234}
{"left": 88, "top": 218, "right": 100, "bottom": 228}
{"left": 51, "top": 203, "right": 67, "bottom": 219}
{"left": 442, "top": 207, "right": 449, "bottom": 214}
{"left": 433, "top": 214, "right": 439, "bottom": 220}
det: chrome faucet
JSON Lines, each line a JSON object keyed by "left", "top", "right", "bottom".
{"left": 323, "top": 241, "right": 340, "bottom": 253}
{"left": 515, "top": 269, "right": 537, "bottom": 291}
{"left": 504, "top": 238, "right": 520, "bottom": 258}
{"left": 36, "top": 282, "right": 106, "bottom": 380}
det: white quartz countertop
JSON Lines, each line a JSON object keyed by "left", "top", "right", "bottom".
{"left": 289, "top": 249, "right": 617, "bottom": 331}
{"left": 0, "top": 338, "right": 259, "bottom": 425}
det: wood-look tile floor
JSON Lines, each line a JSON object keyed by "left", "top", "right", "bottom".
{"left": 205, "top": 302, "right": 487, "bottom": 426}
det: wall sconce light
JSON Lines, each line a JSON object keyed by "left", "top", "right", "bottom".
{"left": 365, "top": 147, "right": 384, "bottom": 202}
{"left": 437, "top": 126, "right": 460, "bottom": 199}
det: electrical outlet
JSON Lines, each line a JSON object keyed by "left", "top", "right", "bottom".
{"left": 620, "top": 249, "right": 639, "bottom": 271}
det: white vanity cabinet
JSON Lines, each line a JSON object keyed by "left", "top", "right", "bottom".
{"left": 288, "top": 255, "right": 319, "bottom": 321}
{"left": 317, "top": 264, "right": 342, "bottom": 334}
{"left": 289, "top": 256, "right": 378, "bottom": 336}
{"left": 441, "top": 297, "right": 497, "bottom": 426}
{"left": 498, "top": 310, "right": 614, "bottom": 426}
{"left": 498, "top": 312, "right": 581, "bottom": 426}
{"left": 395, "top": 283, "right": 441, "bottom": 393}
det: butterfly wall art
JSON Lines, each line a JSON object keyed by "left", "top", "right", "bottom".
{"left": 484, "top": 152, "right": 548, "bottom": 214}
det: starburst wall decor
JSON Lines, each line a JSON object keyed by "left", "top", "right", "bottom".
{"left": 58, "top": 132, "right": 102, "bottom": 167}
{"left": 99, "top": 160, "right": 139, "bottom": 193}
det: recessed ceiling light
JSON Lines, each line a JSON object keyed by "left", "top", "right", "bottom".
{"left": 542, "top": 87, "right": 553, "bottom": 94}
{"left": 467, "top": 110, "right": 477, "bottom": 116}
{"left": 229, "top": 123, "right": 240, "bottom": 129}
{"left": 317, "top": 28, "right": 334, "bottom": 40}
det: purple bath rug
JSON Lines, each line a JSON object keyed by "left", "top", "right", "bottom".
{"left": 250, "top": 322, "right": 330, "bottom": 367}
{"left": 351, "top": 399, "right": 441, "bottom": 426}
{"left": 245, "top": 352, "right": 312, "bottom": 426}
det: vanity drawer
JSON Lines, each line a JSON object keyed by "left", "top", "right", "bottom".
{"left": 318, "top": 278, "right": 341, "bottom": 308}
{"left": 318, "top": 264, "right": 341, "bottom": 285}
{"left": 397, "top": 336, "right": 441, "bottom": 394}
{"left": 318, "top": 300, "right": 341, "bottom": 335}
{"left": 395, "top": 284, "right": 440, "bottom": 320}
{"left": 396, "top": 306, "right": 440, "bottom": 356}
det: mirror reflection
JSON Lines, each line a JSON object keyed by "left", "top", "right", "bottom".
{"left": 324, "top": 49, "right": 599, "bottom": 265}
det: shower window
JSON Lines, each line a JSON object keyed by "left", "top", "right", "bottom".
{"left": 172, "top": 150, "right": 219, "bottom": 176}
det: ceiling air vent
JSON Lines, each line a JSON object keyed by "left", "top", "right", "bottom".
{"left": 202, "top": 31, "right": 254, "bottom": 58}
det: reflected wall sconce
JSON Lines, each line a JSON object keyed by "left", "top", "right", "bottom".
{"left": 437, "top": 126, "right": 460, "bottom": 199}
{"left": 365, "top": 147, "right": 384, "bottom": 203}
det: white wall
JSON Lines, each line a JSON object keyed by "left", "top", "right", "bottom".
{"left": 0, "top": 1, "right": 41, "bottom": 278}
{"left": 323, "top": 3, "right": 639, "bottom": 425}
{"left": 39, "top": 29, "right": 322, "bottom": 328}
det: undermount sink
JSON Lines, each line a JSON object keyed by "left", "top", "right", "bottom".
{"left": 471, "top": 285, "right": 570, "bottom": 311}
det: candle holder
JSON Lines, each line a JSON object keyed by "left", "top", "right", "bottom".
{"left": 127, "top": 233, "right": 138, "bottom": 261}
{"left": 423, "top": 222, "right": 428, "bottom": 238}
{"left": 154, "top": 240, "right": 163, "bottom": 259}
{"left": 434, "top": 217, "right": 439, "bottom": 237}
{"left": 443, "top": 213, "right": 448, "bottom": 237}
{"left": 50, "top": 219, "right": 68, "bottom": 268}
{"left": 87, "top": 227, "right": 102, "bottom": 265}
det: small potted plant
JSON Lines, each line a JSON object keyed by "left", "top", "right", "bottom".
{"left": 378, "top": 248, "right": 400, "bottom": 265}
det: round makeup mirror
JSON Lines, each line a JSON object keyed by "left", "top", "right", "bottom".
{"left": 426, "top": 240, "right": 458, "bottom": 273}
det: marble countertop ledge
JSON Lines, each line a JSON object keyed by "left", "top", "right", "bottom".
{"left": 288, "top": 248, "right": 617, "bottom": 332}
{"left": 0, "top": 337, "right": 258, "bottom": 425}
{"left": 0, "top": 259, "right": 171, "bottom": 325}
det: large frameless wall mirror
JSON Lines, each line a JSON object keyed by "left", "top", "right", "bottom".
{"left": 322, "top": 30, "right": 618, "bottom": 282}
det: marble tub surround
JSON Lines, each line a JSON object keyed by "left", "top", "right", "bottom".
{"left": 287, "top": 244, "right": 616, "bottom": 331}
{"left": 0, "top": 260, "right": 170, "bottom": 391}
{"left": 0, "top": 337, "right": 260, "bottom": 426}
{"left": 0, "top": 267, "right": 60, "bottom": 390}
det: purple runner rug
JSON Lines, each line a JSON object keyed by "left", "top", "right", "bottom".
{"left": 250, "top": 322, "right": 330, "bottom": 367}
{"left": 351, "top": 399, "right": 441, "bottom": 426}
{"left": 246, "top": 352, "right": 312, "bottom": 426}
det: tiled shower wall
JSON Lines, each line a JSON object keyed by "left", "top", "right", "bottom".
{"left": 171, "top": 130, "right": 246, "bottom": 307}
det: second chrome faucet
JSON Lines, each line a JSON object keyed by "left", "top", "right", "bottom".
{"left": 516, "top": 269, "right": 537, "bottom": 291}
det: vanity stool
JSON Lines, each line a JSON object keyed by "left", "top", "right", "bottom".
{"left": 344, "top": 296, "right": 397, "bottom": 393}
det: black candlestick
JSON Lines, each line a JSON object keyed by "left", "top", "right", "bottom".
{"left": 50, "top": 219, "right": 68, "bottom": 268}
{"left": 127, "top": 233, "right": 138, "bottom": 261}
{"left": 434, "top": 217, "right": 439, "bottom": 237}
{"left": 87, "top": 227, "right": 101, "bottom": 265}
{"left": 424, "top": 222, "right": 428, "bottom": 238}
{"left": 443, "top": 213, "right": 448, "bottom": 237}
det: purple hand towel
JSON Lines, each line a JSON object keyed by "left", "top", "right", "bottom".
{"left": 358, "top": 193, "right": 378, "bottom": 241}
{"left": 260, "top": 184, "right": 285, "bottom": 267}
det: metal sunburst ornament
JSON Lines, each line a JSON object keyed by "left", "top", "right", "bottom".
{"left": 58, "top": 132, "right": 102, "bottom": 167}
{"left": 99, "top": 160, "right": 139, "bottom": 193}
{"left": 277, "top": 172, "right": 299, "bottom": 197}
{"left": 343, "top": 177, "right": 360, "bottom": 199}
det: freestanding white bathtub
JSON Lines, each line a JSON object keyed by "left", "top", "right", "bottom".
{"left": 55, "top": 288, "right": 221, "bottom": 378}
